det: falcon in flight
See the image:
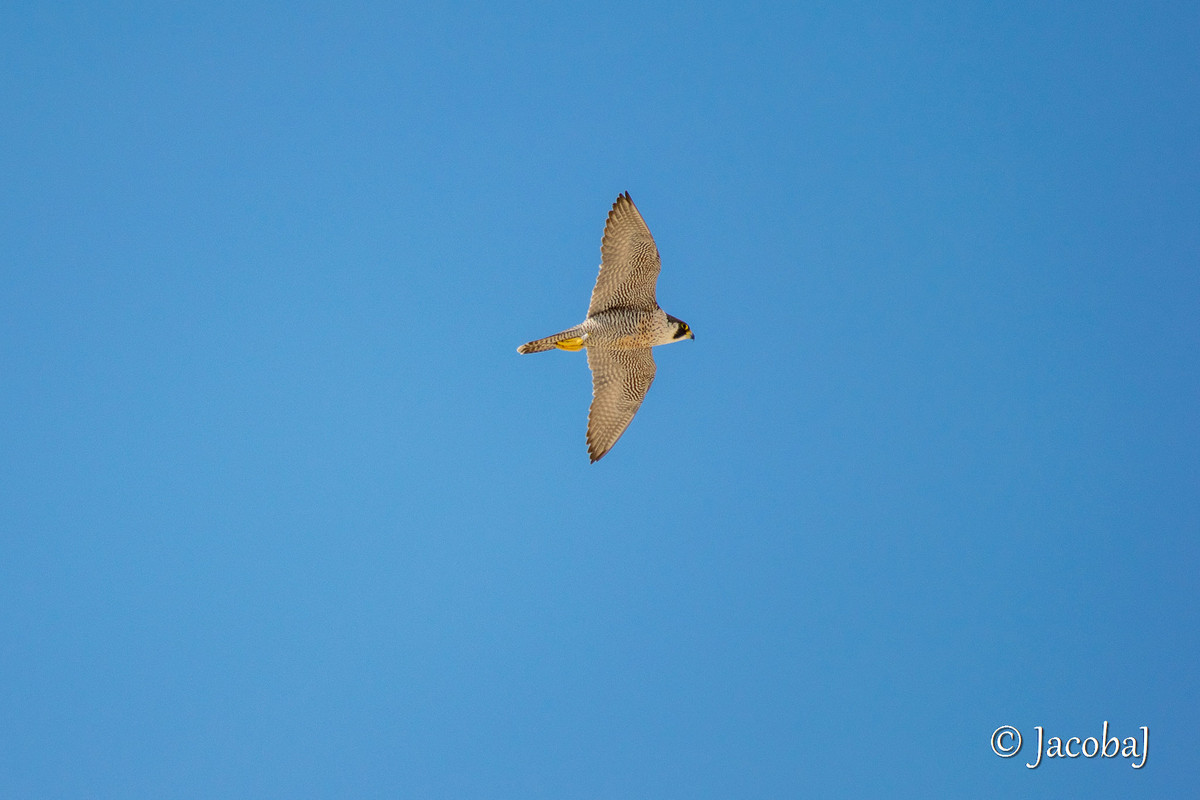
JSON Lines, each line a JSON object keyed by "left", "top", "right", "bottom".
{"left": 517, "top": 192, "right": 694, "bottom": 462}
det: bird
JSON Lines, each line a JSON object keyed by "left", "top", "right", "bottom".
{"left": 517, "top": 192, "right": 694, "bottom": 462}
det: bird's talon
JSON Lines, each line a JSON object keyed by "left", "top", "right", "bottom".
{"left": 555, "top": 337, "right": 585, "bottom": 352}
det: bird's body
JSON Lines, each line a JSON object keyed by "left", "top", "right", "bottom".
{"left": 517, "top": 192, "right": 693, "bottom": 462}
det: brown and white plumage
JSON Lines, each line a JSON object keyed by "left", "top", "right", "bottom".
{"left": 585, "top": 346, "right": 657, "bottom": 462}
{"left": 517, "top": 192, "right": 694, "bottom": 462}
{"left": 591, "top": 193, "right": 662, "bottom": 316}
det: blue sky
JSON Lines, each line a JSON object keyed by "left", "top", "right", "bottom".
{"left": 2, "top": 2, "right": 1197, "bottom": 797}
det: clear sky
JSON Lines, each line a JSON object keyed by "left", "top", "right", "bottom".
{"left": 2, "top": 2, "right": 1197, "bottom": 797}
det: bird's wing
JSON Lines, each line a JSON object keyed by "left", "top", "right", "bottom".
{"left": 588, "top": 192, "right": 662, "bottom": 316}
{"left": 586, "top": 346, "right": 656, "bottom": 462}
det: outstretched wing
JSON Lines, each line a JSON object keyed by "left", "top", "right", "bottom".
{"left": 588, "top": 192, "right": 662, "bottom": 316}
{"left": 586, "top": 346, "right": 656, "bottom": 462}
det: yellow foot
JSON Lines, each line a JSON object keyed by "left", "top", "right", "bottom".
{"left": 555, "top": 337, "right": 585, "bottom": 352}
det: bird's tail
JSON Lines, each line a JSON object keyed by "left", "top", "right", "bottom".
{"left": 517, "top": 325, "right": 587, "bottom": 354}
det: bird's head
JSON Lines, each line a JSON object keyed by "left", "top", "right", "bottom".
{"left": 666, "top": 314, "right": 695, "bottom": 342}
